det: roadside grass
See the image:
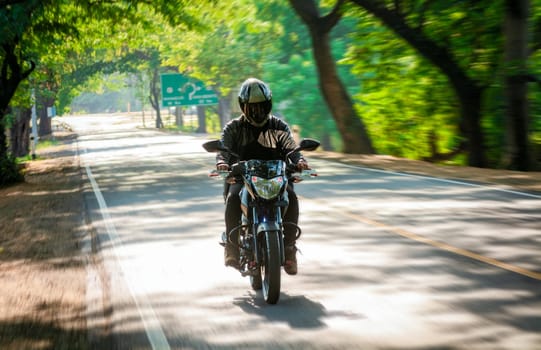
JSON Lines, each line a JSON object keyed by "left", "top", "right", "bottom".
{"left": 37, "top": 138, "right": 60, "bottom": 149}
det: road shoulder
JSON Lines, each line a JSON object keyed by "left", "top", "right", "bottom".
{"left": 0, "top": 130, "right": 92, "bottom": 349}
{"left": 311, "top": 151, "right": 541, "bottom": 194}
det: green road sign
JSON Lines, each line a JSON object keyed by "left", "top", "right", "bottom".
{"left": 161, "top": 74, "right": 219, "bottom": 107}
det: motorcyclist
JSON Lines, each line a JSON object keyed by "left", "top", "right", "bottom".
{"left": 216, "top": 78, "right": 309, "bottom": 275}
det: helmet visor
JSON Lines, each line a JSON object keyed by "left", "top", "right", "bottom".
{"left": 245, "top": 102, "right": 269, "bottom": 126}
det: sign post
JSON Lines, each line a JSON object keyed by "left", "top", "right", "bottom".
{"left": 30, "top": 89, "right": 38, "bottom": 160}
{"left": 161, "top": 74, "right": 219, "bottom": 107}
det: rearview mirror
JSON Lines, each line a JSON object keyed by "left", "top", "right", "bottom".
{"left": 202, "top": 140, "right": 225, "bottom": 153}
{"left": 298, "top": 138, "right": 320, "bottom": 152}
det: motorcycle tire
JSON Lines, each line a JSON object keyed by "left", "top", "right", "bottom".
{"left": 262, "top": 231, "right": 282, "bottom": 304}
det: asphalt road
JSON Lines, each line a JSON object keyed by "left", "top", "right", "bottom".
{"left": 65, "top": 114, "right": 541, "bottom": 350}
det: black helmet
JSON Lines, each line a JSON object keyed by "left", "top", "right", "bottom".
{"left": 238, "top": 78, "right": 272, "bottom": 127}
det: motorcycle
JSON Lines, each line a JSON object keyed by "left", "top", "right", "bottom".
{"left": 203, "top": 138, "right": 320, "bottom": 304}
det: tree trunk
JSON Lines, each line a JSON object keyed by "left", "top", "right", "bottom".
{"left": 321, "top": 132, "right": 333, "bottom": 151}
{"left": 218, "top": 94, "right": 232, "bottom": 129}
{"left": 0, "top": 113, "right": 8, "bottom": 161}
{"left": 9, "top": 108, "right": 31, "bottom": 157}
{"left": 149, "top": 68, "right": 164, "bottom": 129}
{"left": 175, "top": 107, "right": 183, "bottom": 127}
{"left": 503, "top": 0, "right": 531, "bottom": 170}
{"left": 196, "top": 106, "right": 206, "bottom": 133}
{"left": 38, "top": 93, "right": 54, "bottom": 137}
{"left": 289, "top": 0, "right": 374, "bottom": 154}
{"left": 455, "top": 84, "right": 485, "bottom": 167}
{"left": 0, "top": 42, "right": 35, "bottom": 161}
{"left": 311, "top": 29, "right": 374, "bottom": 153}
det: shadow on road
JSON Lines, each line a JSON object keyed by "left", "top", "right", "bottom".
{"left": 232, "top": 292, "right": 363, "bottom": 330}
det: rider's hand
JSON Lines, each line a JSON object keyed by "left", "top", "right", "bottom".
{"left": 217, "top": 163, "right": 230, "bottom": 171}
{"left": 296, "top": 159, "right": 309, "bottom": 170}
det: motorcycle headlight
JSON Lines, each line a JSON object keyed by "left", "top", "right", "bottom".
{"left": 251, "top": 176, "right": 285, "bottom": 200}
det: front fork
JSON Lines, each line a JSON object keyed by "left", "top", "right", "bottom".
{"left": 226, "top": 203, "right": 300, "bottom": 276}
{"left": 252, "top": 206, "right": 285, "bottom": 267}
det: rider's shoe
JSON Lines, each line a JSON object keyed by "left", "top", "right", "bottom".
{"left": 224, "top": 243, "right": 240, "bottom": 269}
{"left": 284, "top": 245, "right": 298, "bottom": 275}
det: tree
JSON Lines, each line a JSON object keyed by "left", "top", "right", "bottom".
{"left": 0, "top": 0, "right": 40, "bottom": 184}
{"left": 255, "top": 0, "right": 352, "bottom": 151}
{"left": 9, "top": 107, "right": 32, "bottom": 157}
{"left": 1, "top": 0, "right": 212, "bottom": 182}
{"left": 343, "top": 9, "right": 464, "bottom": 161}
{"left": 289, "top": 0, "right": 375, "bottom": 154}
{"left": 149, "top": 65, "right": 164, "bottom": 128}
{"left": 503, "top": 0, "right": 531, "bottom": 170}
{"left": 347, "top": 0, "right": 500, "bottom": 167}
{"left": 161, "top": 2, "right": 275, "bottom": 130}
{"left": 348, "top": 0, "right": 541, "bottom": 169}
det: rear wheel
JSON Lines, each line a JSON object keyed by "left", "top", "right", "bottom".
{"left": 261, "top": 231, "right": 281, "bottom": 304}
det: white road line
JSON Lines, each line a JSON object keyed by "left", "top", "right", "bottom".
{"left": 83, "top": 154, "right": 171, "bottom": 350}
{"left": 331, "top": 161, "right": 541, "bottom": 199}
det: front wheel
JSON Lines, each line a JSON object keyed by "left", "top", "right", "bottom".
{"left": 261, "top": 231, "right": 281, "bottom": 304}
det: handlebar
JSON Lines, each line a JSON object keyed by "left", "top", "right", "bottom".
{"left": 209, "top": 168, "right": 318, "bottom": 182}
{"left": 209, "top": 169, "right": 230, "bottom": 178}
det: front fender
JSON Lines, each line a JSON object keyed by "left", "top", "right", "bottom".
{"left": 256, "top": 221, "right": 281, "bottom": 234}
{"left": 256, "top": 222, "right": 284, "bottom": 265}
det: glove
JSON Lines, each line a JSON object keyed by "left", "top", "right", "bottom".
{"left": 296, "top": 159, "right": 309, "bottom": 170}
{"left": 217, "top": 163, "right": 230, "bottom": 171}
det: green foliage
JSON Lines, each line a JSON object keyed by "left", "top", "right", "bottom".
{"left": 36, "top": 139, "right": 59, "bottom": 149}
{"left": 343, "top": 12, "right": 458, "bottom": 159}
{"left": 3, "top": 0, "right": 212, "bottom": 115}
{"left": 413, "top": 1, "right": 503, "bottom": 83}
{"left": 3, "top": 0, "right": 539, "bottom": 169}
{"left": 160, "top": 0, "right": 277, "bottom": 99}
{"left": 529, "top": 0, "right": 541, "bottom": 141}
{"left": 340, "top": 1, "right": 531, "bottom": 164}
{"left": 262, "top": 51, "right": 341, "bottom": 150}
{"left": 0, "top": 155, "right": 24, "bottom": 187}
{"left": 205, "top": 112, "right": 222, "bottom": 135}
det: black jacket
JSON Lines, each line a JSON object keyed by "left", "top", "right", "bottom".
{"left": 216, "top": 115, "right": 304, "bottom": 166}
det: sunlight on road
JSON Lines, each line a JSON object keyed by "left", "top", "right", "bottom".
{"left": 70, "top": 114, "right": 541, "bottom": 349}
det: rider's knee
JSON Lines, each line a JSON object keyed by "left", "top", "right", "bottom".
{"left": 226, "top": 192, "right": 240, "bottom": 207}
